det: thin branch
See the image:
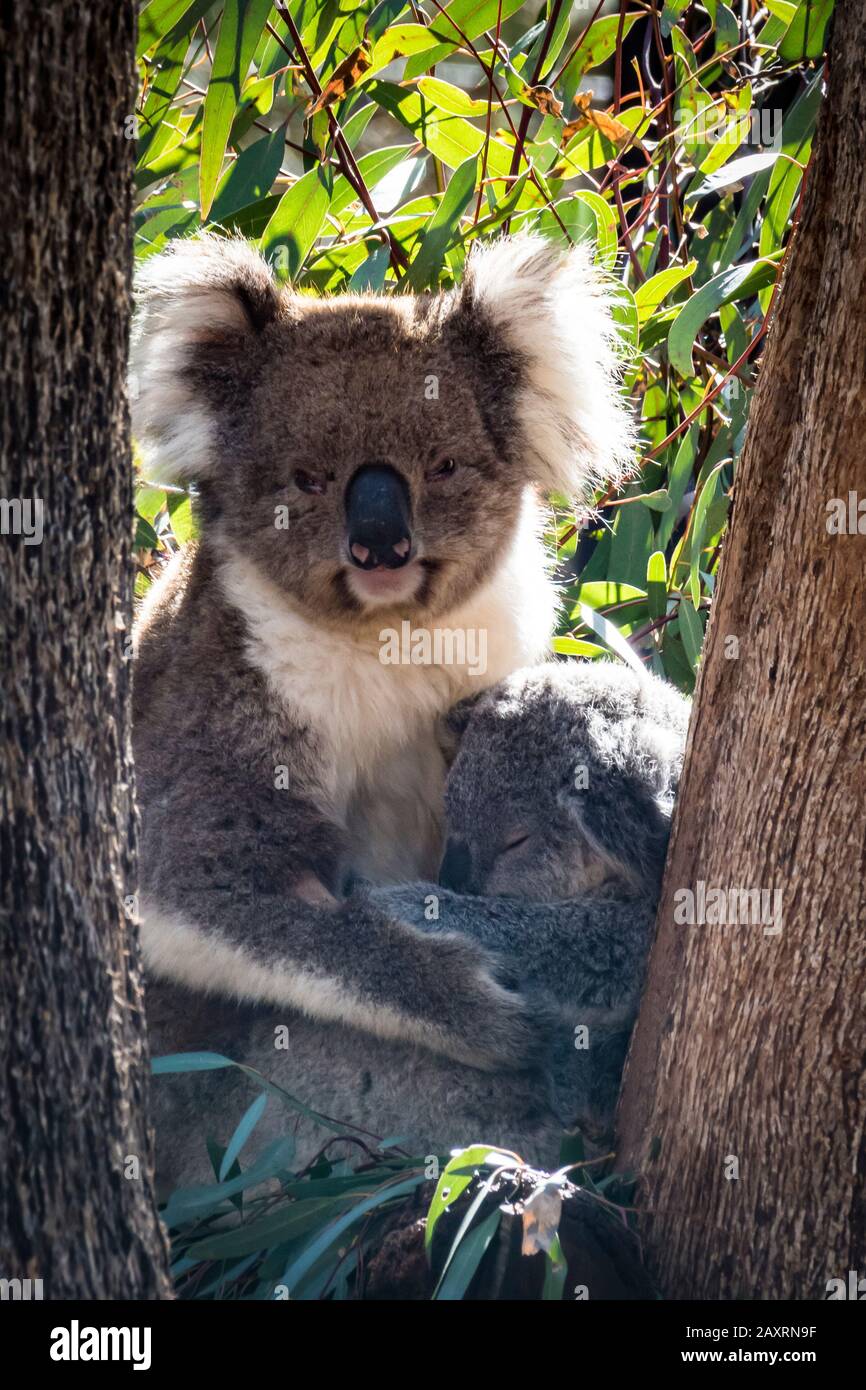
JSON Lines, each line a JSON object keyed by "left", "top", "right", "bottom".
{"left": 639, "top": 153, "right": 814, "bottom": 466}
{"left": 505, "top": 0, "right": 567, "bottom": 202}
{"left": 475, "top": 0, "right": 503, "bottom": 223}
{"left": 272, "top": 1, "right": 409, "bottom": 273}
{"left": 422, "top": 0, "right": 573, "bottom": 242}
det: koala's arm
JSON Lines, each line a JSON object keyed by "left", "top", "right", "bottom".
{"left": 370, "top": 884, "right": 656, "bottom": 1015}
{"left": 138, "top": 765, "right": 543, "bottom": 1074}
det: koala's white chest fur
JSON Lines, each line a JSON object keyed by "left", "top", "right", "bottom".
{"left": 219, "top": 498, "right": 558, "bottom": 883}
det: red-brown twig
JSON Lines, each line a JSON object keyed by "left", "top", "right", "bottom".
{"left": 475, "top": 0, "right": 504, "bottom": 224}
{"left": 273, "top": 1, "right": 409, "bottom": 273}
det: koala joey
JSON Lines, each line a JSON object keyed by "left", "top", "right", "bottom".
{"left": 149, "top": 660, "right": 690, "bottom": 1190}
{"left": 131, "top": 230, "right": 633, "bottom": 1075}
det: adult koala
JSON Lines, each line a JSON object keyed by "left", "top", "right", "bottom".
{"left": 131, "top": 232, "right": 632, "bottom": 1072}
{"left": 150, "top": 661, "right": 689, "bottom": 1190}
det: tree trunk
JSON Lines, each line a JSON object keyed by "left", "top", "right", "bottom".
{"left": 616, "top": 4, "right": 866, "bottom": 1299}
{"left": 0, "top": 4, "right": 171, "bottom": 1298}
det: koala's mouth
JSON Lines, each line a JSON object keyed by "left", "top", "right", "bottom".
{"left": 343, "top": 557, "right": 425, "bottom": 608}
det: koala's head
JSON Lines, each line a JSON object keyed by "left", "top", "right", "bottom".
{"left": 130, "top": 233, "right": 631, "bottom": 629}
{"left": 439, "top": 661, "right": 690, "bottom": 901}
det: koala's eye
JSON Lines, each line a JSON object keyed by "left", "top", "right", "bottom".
{"left": 500, "top": 830, "right": 530, "bottom": 856}
{"left": 294, "top": 469, "right": 327, "bottom": 496}
{"left": 426, "top": 456, "right": 457, "bottom": 481}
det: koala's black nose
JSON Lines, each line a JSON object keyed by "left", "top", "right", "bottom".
{"left": 439, "top": 838, "right": 477, "bottom": 894}
{"left": 345, "top": 464, "right": 412, "bottom": 570}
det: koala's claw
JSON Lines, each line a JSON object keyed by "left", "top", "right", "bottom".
{"left": 425, "top": 934, "right": 550, "bottom": 1073}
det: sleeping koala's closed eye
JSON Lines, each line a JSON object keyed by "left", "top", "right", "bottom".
{"left": 439, "top": 659, "right": 688, "bottom": 904}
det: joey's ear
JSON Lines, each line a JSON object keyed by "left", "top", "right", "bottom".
{"left": 437, "top": 690, "right": 487, "bottom": 763}
{"left": 130, "top": 233, "right": 282, "bottom": 482}
{"left": 457, "top": 234, "right": 635, "bottom": 498}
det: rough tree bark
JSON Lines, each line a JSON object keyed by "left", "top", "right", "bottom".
{"left": 0, "top": 4, "right": 171, "bottom": 1297}
{"left": 616, "top": 3, "right": 866, "bottom": 1299}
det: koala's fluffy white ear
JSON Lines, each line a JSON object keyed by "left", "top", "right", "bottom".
{"left": 130, "top": 233, "right": 281, "bottom": 482}
{"left": 463, "top": 234, "right": 634, "bottom": 497}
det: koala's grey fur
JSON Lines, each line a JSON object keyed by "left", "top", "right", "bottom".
{"left": 131, "top": 232, "right": 634, "bottom": 1075}
{"left": 149, "top": 662, "right": 689, "bottom": 1191}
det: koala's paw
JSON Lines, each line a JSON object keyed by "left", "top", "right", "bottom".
{"left": 426, "top": 933, "right": 551, "bottom": 1073}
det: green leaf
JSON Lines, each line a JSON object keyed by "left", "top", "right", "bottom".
{"left": 331, "top": 145, "right": 414, "bottom": 219}
{"left": 779, "top": 0, "right": 834, "bottom": 60}
{"left": 660, "top": 0, "right": 690, "bottom": 38}
{"left": 187, "top": 1200, "right": 338, "bottom": 1261}
{"left": 538, "top": 190, "right": 619, "bottom": 267}
{"left": 161, "top": 1137, "right": 297, "bottom": 1228}
{"left": 368, "top": 81, "right": 512, "bottom": 176}
{"left": 348, "top": 243, "right": 391, "bottom": 292}
{"left": 678, "top": 598, "right": 704, "bottom": 671}
{"left": 551, "top": 637, "right": 607, "bottom": 659}
{"left": 657, "top": 421, "right": 699, "bottom": 550}
{"left": 135, "top": 486, "right": 166, "bottom": 524}
{"left": 466, "top": 169, "right": 530, "bottom": 241}
{"left": 688, "top": 460, "right": 726, "bottom": 605}
{"left": 167, "top": 492, "right": 196, "bottom": 543}
{"left": 152, "top": 1051, "right": 234, "bottom": 1073}
{"left": 433, "top": 1154, "right": 513, "bottom": 1296}
{"left": 219, "top": 193, "right": 281, "bottom": 240}
{"left": 541, "top": 1232, "right": 569, "bottom": 1300}
{"left": 560, "top": 14, "right": 641, "bottom": 106}
{"left": 611, "top": 282, "right": 639, "bottom": 352}
{"left": 707, "top": 0, "right": 740, "bottom": 50}
{"left": 136, "top": 22, "right": 200, "bottom": 172}
{"left": 661, "top": 627, "right": 695, "bottom": 692}
{"left": 608, "top": 481, "right": 653, "bottom": 585}
{"left": 636, "top": 489, "right": 672, "bottom": 511}
{"left": 280, "top": 1172, "right": 428, "bottom": 1294}
{"left": 134, "top": 204, "right": 199, "bottom": 259}
{"left": 135, "top": 514, "right": 159, "bottom": 550}
{"left": 716, "top": 167, "right": 772, "bottom": 272}
{"left": 417, "top": 77, "right": 490, "bottom": 118}
{"left": 426, "top": 1145, "right": 510, "bottom": 1252}
{"left": 137, "top": 0, "right": 213, "bottom": 57}
{"left": 575, "top": 580, "right": 647, "bottom": 609}
{"left": 694, "top": 83, "right": 753, "bottom": 179}
{"left": 368, "top": 23, "right": 444, "bottom": 74}
{"left": 647, "top": 550, "right": 667, "bottom": 622}
{"left": 407, "top": 156, "right": 477, "bottom": 290}
{"left": 435, "top": 1207, "right": 501, "bottom": 1300}
{"left": 219, "top": 1092, "right": 268, "bottom": 1181}
{"left": 199, "top": 0, "right": 274, "bottom": 220}
{"left": 634, "top": 261, "right": 696, "bottom": 325}
{"left": 759, "top": 74, "right": 822, "bottom": 264}
{"left": 341, "top": 100, "right": 378, "bottom": 149}
{"left": 687, "top": 151, "right": 779, "bottom": 203}
{"left": 366, "top": 0, "right": 410, "bottom": 42}
{"left": 260, "top": 166, "right": 333, "bottom": 281}
{"left": 210, "top": 126, "right": 286, "bottom": 224}
{"left": 667, "top": 257, "right": 780, "bottom": 377}
{"left": 241, "top": 71, "right": 279, "bottom": 115}
{"left": 403, "top": 0, "right": 528, "bottom": 79}
{"left": 578, "top": 603, "right": 644, "bottom": 676}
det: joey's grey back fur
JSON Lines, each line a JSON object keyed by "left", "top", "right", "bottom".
{"left": 149, "top": 662, "right": 690, "bottom": 1190}
{"left": 131, "top": 231, "right": 634, "bottom": 1075}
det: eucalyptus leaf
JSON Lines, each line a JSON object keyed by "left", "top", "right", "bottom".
{"left": 199, "top": 0, "right": 274, "bottom": 220}
{"left": 260, "top": 166, "right": 334, "bottom": 281}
